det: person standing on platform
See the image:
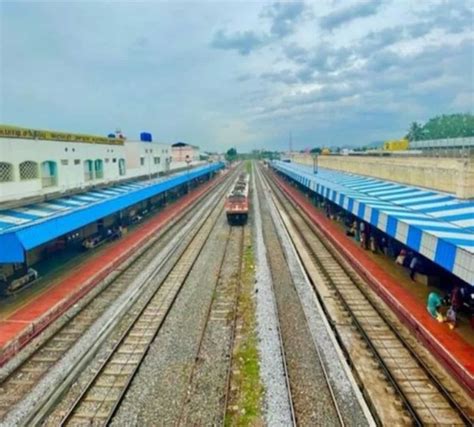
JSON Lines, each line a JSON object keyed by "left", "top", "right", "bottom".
{"left": 396, "top": 249, "right": 407, "bottom": 266}
{"left": 427, "top": 292, "right": 446, "bottom": 322}
{"left": 446, "top": 286, "right": 462, "bottom": 330}
{"left": 359, "top": 222, "right": 366, "bottom": 249}
{"left": 369, "top": 235, "right": 377, "bottom": 253}
{"left": 409, "top": 255, "right": 420, "bottom": 281}
{"left": 379, "top": 236, "right": 388, "bottom": 256}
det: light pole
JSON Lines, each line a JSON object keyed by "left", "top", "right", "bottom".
{"left": 185, "top": 155, "right": 192, "bottom": 193}
{"left": 312, "top": 153, "right": 318, "bottom": 174}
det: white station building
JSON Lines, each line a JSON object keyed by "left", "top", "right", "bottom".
{"left": 0, "top": 127, "right": 173, "bottom": 207}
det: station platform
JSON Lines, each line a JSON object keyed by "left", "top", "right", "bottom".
{"left": 0, "top": 163, "right": 223, "bottom": 264}
{"left": 272, "top": 161, "right": 474, "bottom": 286}
{"left": 269, "top": 168, "right": 474, "bottom": 397}
{"left": 0, "top": 172, "right": 224, "bottom": 367}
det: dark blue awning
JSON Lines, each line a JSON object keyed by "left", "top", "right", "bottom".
{"left": 0, "top": 163, "right": 223, "bottom": 263}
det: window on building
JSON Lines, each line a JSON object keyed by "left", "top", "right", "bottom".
{"left": 105, "top": 158, "right": 109, "bottom": 163}
{"left": 118, "top": 158, "right": 126, "bottom": 176}
{"left": 140, "top": 157, "right": 145, "bottom": 166}
{"left": 61, "top": 159, "right": 69, "bottom": 166}
{"left": 154, "top": 157, "right": 160, "bottom": 165}
{"left": 84, "top": 159, "right": 94, "bottom": 181}
{"left": 19, "top": 161, "right": 39, "bottom": 181}
{"left": 112, "top": 158, "right": 117, "bottom": 163}
{"left": 74, "top": 159, "right": 81, "bottom": 165}
{"left": 94, "top": 159, "right": 104, "bottom": 179}
{"left": 41, "top": 161, "right": 58, "bottom": 187}
{"left": 0, "top": 162, "right": 14, "bottom": 182}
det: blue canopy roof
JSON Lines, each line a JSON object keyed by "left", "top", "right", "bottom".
{"left": 272, "top": 161, "right": 473, "bottom": 286}
{"left": 0, "top": 163, "right": 223, "bottom": 263}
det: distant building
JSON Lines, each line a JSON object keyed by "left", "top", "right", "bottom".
{"left": 383, "top": 139, "right": 409, "bottom": 151}
{"left": 171, "top": 142, "right": 200, "bottom": 163}
{"left": 207, "top": 153, "right": 223, "bottom": 163}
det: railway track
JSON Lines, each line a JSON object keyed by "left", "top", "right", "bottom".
{"left": 56, "top": 176, "right": 228, "bottom": 426}
{"left": 262, "top": 164, "right": 472, "bottom": 426}
{"left": 255, "top": 166, "right": 345, "bottom": 426}
{"left": 0, "top": 168, "right": 240, "bottom": 426}
{"left": 247, "top": 168, "right": 296, "bottom": 426}
{"left": 175, "top": 226, "right": 244, "bottom": 426}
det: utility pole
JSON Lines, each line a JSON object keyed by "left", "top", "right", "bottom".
{"left": 289, "top": 131, "right": 293, "bottom": 160}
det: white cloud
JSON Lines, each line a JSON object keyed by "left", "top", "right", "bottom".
{"left": 0, "top": 1, "right": 472, "bottom": 151}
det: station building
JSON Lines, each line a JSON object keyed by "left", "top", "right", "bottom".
{"left": 0, "top": 127, "right": 174, "bottom": 207}
{"left": 0, "top": 126, "right": 223, "bottom": 292}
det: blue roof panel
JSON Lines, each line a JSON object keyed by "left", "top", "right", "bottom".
{"left": 0, "top": 163, "right": 224, "bottom": 262}
{"left": 272, "top": 161, "right": 474, "bottom": 285}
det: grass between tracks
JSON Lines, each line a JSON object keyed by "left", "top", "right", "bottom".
{"left": 245, "top": 160, "right": 252, "bottom": 174}
{"left": 226, "top": 229, "right": 263, "bottom": 426}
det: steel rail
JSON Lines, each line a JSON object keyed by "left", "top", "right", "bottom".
{"left": 221, "top": 226, "right": 245, "bottom": 425}
{"left": 257, "top": 164, "right": 344, "bottom": 427}
{"left": 253, "top": 167, "right": 298, "bottom": 427}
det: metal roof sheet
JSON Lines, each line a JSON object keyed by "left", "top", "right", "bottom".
{"left": 272, "top": 161, "right": 474, "bottom": 285}
{"left": 0, "top": 163, "right": 223, "bottom": 263}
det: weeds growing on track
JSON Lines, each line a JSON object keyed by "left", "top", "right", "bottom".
{"left": 225, "top": 231, "right": 263, "bottom": 426}
{"left": 245, "top": 160, "right": 252, "bottom": 174}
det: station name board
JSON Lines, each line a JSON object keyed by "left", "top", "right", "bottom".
{"left": 0, "top": 125, "right": 124, "bottom": 146}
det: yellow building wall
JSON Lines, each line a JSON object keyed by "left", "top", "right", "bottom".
{"left": 383, "top": 139, "right": 409, "bottom": 151}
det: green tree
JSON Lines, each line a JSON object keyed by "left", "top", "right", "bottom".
{"left": 407, "top": 114, "right": 474, "bottom": 141}
{"left": 422, "top": 114, "right": 474, "bottom": 139}
{"left": 407, "top": 121, "right": 423, "bottom": 141}
{"left": 225, "top": 147, "right": 237, "bottom": 162}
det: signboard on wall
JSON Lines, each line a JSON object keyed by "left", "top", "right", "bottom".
{"left": 0, "top": 125, "right": 124, "bottom": 146}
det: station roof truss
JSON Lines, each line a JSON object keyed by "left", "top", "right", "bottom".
{"left": 0, "top": 163, "right": 223, "bottom": 263}
{"left": 272, "top": 161, "right": 474, "bottom": 286}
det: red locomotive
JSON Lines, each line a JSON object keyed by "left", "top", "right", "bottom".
{"left": 225, "top": 173, "right": 249, "bottom": 225}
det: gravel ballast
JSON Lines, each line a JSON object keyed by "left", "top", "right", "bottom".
{"left": 255, "top": 166, "right": 340, "bottom": 426}
{"left": 260, "top": 165, "right": 375, "bottom": 426}
{"left": 178, "top": 226, "right": 243, "bottom": 425}
{"left": 251, "top": 170, "right": 294, "bottom": 426}
{"left": 110, "top": 212, "right": 230, "bottom": 425}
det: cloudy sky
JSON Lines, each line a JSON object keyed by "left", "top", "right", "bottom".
{"left": 0, "top": 1, "right": 472, "bottom": 152}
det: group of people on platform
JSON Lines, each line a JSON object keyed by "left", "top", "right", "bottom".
{"left": 320, "top": 199, "right": 473, "bottom": 331}
{"left": 82, "top": 225, "right": 123, "bottom": 250}
{"left": 427, "top": 287, "right": 473, "bottom": 330}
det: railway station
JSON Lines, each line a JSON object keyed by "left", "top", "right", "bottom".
{"left": 1, "top": 143, "right": 472, "bottom": 425}
{"left": 0, "top": 131, "right": 472, "bottom": 426}
{"left": 2, "top": 2, "right": 474, "bottom": 426}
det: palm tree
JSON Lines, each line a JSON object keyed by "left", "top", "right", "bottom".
{"left": 407, "top": 122, "right": 422, "bottom": 141}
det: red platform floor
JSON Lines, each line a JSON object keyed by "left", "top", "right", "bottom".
{"left": 0, "top": 174, "right": 223, "bottom": 366}
{"left": 271, "top": 170, "right": 474, "bottom": 397}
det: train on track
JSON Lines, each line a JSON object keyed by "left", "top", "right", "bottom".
{"left": 225, "top": 173, "right": 249, "bottom": 225}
